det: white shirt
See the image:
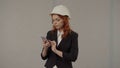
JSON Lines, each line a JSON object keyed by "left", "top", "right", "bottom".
{"left": 57, "top": 30, "right": 64, "bottom": 46}
{"left": 53, "top": 65, "right": 57, "bottom": 68}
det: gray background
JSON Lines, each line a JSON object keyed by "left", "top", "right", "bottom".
{"left": 0, "top": 0, "right": 120, "bottom": 68}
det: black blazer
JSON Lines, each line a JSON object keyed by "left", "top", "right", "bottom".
{"left": 41, "top": 30, "right": 78, "bottom": 68}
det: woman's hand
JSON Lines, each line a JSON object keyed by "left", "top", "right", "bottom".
{"left": 50, "top": 40, "right": 63, "bottom": 57}
{"left": 41, "top": 40, "right": 50, "bottom": 58}
{"left": 42, "top": 40, "right": 50, "bottom": 49}
{"left": 50, "top": 41, "right": 57, "bottom": 52}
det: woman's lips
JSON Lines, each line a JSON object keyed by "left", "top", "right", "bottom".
{"left": 54, "top": 25, "right": 59, "bottom": 29}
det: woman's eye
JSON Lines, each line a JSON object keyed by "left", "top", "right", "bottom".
{"left": 52, "top": 20, "right": 54, "bottom": 22}
{"left": 52, "top": 18, "right": 60, "bottom": 22}
{"left": 56, "top": 19, "right": 60, "bottom": 21}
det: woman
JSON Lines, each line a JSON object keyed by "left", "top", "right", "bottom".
{"left": 41, "top": 5, "right": 79, "bottom": 68}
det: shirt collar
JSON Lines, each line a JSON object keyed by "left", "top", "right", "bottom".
{"left": 57, "top": 30, "right": 64, "bottom": 36}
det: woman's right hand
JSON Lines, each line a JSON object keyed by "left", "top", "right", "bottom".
{"left": 42, "top": 40, "right": 50, "bottom": 49}
{"left": 41, "top": 40, "right": 51, "bottom": 58}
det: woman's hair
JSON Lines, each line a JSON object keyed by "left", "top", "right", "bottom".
{"left": 51, "top": 14, "right": 72, "bottom": 38}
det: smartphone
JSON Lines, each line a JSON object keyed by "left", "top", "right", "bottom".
{"left": 41, "top": 36, "right": 47, "bottom": 41}
{"left": 41, "top": 36, "right": 51, "bottom": 44}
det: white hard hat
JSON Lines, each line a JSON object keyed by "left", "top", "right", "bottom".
{"left": 51, "top": 5, "right": 71, "bottom": 18}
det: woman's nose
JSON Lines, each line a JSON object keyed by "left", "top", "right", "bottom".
{"left": 53, "top": 22, "right": 57, "bottom": 25}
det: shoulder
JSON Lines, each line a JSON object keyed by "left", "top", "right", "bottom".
{"left": 46, "top": 30, "right": 53, "bottom": 39}
{"left": 47, "top": 30, "right": 52, "bottom": 35}
{"left": 46, "top": 30, "right": 56, "bottom": 35}
{"left": 47, "top": 29, "right": 54, "bottom": 34}
{"left": 69, "top": 30, "right": 78, "bottom": 38}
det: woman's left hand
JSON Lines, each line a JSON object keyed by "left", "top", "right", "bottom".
{"left": 50, "top": 40, "right": 63, "bottom": 58}
{"left": 50, "top": 41, "right": 57, "bottom": 53}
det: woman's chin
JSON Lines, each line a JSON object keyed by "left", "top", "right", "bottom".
{"left": 55, "top": 27, "right": 60, "bottom": 30}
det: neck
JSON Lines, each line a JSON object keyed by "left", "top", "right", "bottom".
{"left": 58, "top": 28, "right": 63, "bottom": 32}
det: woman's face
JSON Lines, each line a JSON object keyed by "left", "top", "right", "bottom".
{"left": 52, "top": 14, "right": 64, "bottom": 30}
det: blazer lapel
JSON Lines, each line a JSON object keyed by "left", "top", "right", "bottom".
{"left": 54, "top": 30, "right": 58, "bottom": 45}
